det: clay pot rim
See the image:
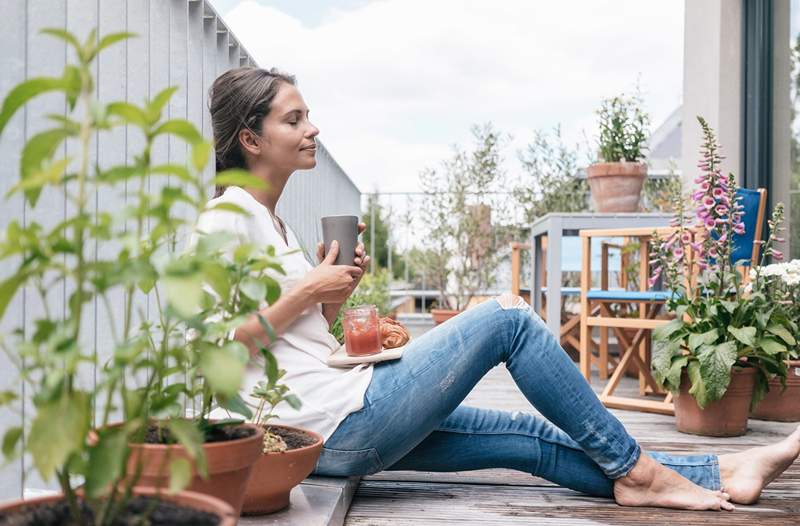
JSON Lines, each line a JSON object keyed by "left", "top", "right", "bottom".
{"left": 0, "top": 487, "right": 236, "bottom": 525}
{"left": 125, "top": 421, "right": 265, "bottom": 452}
{"left": 430, "top": 308, "right": 461, "bottom": 314}
{"left": 586, "top": 161, "right": 647, "bottom": 178}
{"left": 261, "top": 424, "right": 324, "bottom": 456}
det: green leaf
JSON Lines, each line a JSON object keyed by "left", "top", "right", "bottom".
{"left": 687, "top": 360, "right": 709, "bottom": 409}
{"left": 146, "top": 86, "right": 178, "bottom": 123}
{"left": 153, "top": 119, "right": 203, "bottom": 145}
{"left": 163, "top": 273, "right": 204, "bottom": 318}
{"left": 720, "top": 300, "right": 738, "bottom": 314}
{"left": 213, "top": 169, "right": 267, "bottom": 190}
{"left": 200, "top": 345, "right": 246, "bottom": 397}
{"left": 0, "top": 274, "right": 26, "bottom": 320}
{"left": 166, "top": 419, "right": 206, "bottom": 477}
{"left": 94, "top": 31, "right": 136, "bottom": 56}
{"left": 107, "top": 101, "right": 148, "bottom": 128}
{"left": 767, "top": 324, "right": 796, "bottom": 346}
{"left": 653, "top": 318, "right": 684, "bottom": 342}
{"left": 20, "top": 129, "right": 71, "bottom": 206}
{"left": 758, "top": 338, "right": 788, "bottom": 356}
{"left": 151, "top": 164, "right": 194, "bottom": 183}
{"left": 665, "top": 355, "right": 689, "bottom": 393}
{"left": 727, "top": 326, "right": 757, "bottom": 347}
{"left": 2, "top": 427, "right": 23, "bottom": 460}
{"left": 0, "top": 390, "right": 18, "bottom": 406}
{"left": 28, "top": 392, "right": 90, "bottom": 481}
{"left": 40, "top": 28, "right": 82, "bottom": 55}
{"left": 96, "top": 165, "right": 141, "bottom": 183}
{"left": 216, "top": 393, "right": 253, "bottom": 419}
{"left": 651, "top": 338, "right": 679, "bottom": 385}
{"left": 169, "top": 457, "right": 193, "bottom": 494}
{"left": 688, "top": 328, "right": 718, "bottom": 351}
{"left": 239, "top": 276, "right": 266, "bottom": 302}
{"left": 84, "top": 427, "right": 128, "bottom": 498}
{"left": 697, "top": 341, "right": 738, "bottom": 404}
{"left": 0, "top": 76, "right": 71, "bottom": 134}
{"left": 262, "top": 347, "right": 279, "bottom": 385}
{"left": 284, "top": 394, "right": 302, "bottom": 411}
{"left": 202, "top": 262, "right": 230, "bottom": 303}
{"left": 192, "top": 141, "right": 213, "bottom": 172}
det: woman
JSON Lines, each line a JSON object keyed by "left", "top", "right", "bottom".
{"left": 197, "top": 67, "right": 800, "bottom": 512}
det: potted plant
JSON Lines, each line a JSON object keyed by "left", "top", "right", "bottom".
{"left": 750, "top": 259, "right": 800, "bottom": 421}
{"left": 418, "top": 124, "right": 506, "bottom": 324}
{"left": 587, "top": 91, "right": 650, "bottom": 212}
{"left": 650, "top": 117, "right": 793, "bottom": 437}
{"left": 241, "top": 357, "right": 323, "bottom": 515}
{"left": 0, "top": 29, "right": 274, "bottom": 523}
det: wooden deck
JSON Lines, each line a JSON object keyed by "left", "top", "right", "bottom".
{"left": 345, "top": 365, "right": 800, "bottom": 525}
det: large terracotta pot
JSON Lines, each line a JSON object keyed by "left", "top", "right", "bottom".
{"left": 431, "top": 308, "right": 461, "bottom": 325}
{"left": 242, "top": 424, "right": 324, "bottom": 515}
{"left": 0, "top": 487, "right": 236, "bottom": 526}
{"left": 674, "top": 367, "right": 756, "bottom": 437}
{"left": 129, "top": 422, "right": 264, "bottom": 517}
{"left": 751, "top": 360, "right": 800, "bottom": 422}
{"left": 586, "top": 162, "right": 646, "bottom": 212}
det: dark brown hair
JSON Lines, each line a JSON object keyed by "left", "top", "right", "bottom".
{"left": 208, "top": 67, "right": 296, "bottom": 198}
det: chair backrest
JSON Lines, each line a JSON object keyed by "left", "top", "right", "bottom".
{"left": 731, "top": 187, "right": 767, "bottom": 266}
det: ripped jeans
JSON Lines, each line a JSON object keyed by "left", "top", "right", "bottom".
{"left": 313, "top": 297, "right": 721, "bottom": 497}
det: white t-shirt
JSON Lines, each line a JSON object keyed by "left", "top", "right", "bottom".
{"left": 189, "top": 185, "right": 374, "bottom": 442}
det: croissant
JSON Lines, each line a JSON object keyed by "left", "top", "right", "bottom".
{"left": 379, "top": 317, "right": 410, "bottom": 349}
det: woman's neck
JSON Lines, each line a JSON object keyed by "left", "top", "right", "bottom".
{"left": 245, "top": 165, "right": 289, "bottom": 215}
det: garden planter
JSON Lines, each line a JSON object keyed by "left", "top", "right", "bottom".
{"left": 674, "top": 367, "right": 757, "bottom": 437}
{"left": 0, "top": 487, "right": 236, "bottom": 526}
{"left": 431, "top": 308, "right": 461, "bottom": 325}
{"left": 129, "top": 422, "right": 263, "bottom": 517}
{"left": 243, "top": 424, "right": 324, "bottom": 515}
{"left": 751, "top": 360, "right": 800, "bottom": 422}
{"left": 586, "top": 162, "right": 646, "bottom": 212}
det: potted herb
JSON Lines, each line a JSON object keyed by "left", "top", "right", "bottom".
{"left": 0, "top": 29, "right": 275, "bottom": 523}
{"left": 650, "top": 117, "right": 793, "bottom": 437}
{"left": 418, "top": 124, "right": 505, "bottom": 324}
{"left": 587, "top": 91, "right": 649, "bottom": 212}
{"left": 750, "top": 259, "right": 800, "bottom": 421}
{"left": 241, "top": 356, "right": 323, "bottom": 515}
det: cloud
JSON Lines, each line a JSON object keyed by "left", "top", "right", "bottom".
{"left": 221, "top": 0, "right": 684, "bottom": 193}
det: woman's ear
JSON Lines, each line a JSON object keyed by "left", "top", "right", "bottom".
{"left": 238, "top": 128, "right": 261, "bottom": 157}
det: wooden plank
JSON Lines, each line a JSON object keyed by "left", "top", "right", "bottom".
{"left": 0, "top": 0, "right": 27, "bottom": 502}
{"left": 600, "top": 395, "right": 674, "bottom": 416}
{"left": 579, "top": 235, "right": 590, "bottom": 379}
{"left": 586, "top": 317, "right": 668, "bottom": 330}
{"left": 580, "top": 226, "right": 678, "bottom": 238}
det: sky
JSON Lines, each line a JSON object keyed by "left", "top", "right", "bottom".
{"left": 209, "top": 0, "right": 685, "bottom": 194}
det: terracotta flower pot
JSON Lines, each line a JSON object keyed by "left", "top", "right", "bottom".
{"left": 751, "top": 360, "right": 800, "bottom": 422}
{"left": 586, "top": 162, "right": 646, "bottom": 212}
{"left": 0, "top": 487, "right": 236, "bottom": 525}
{"left": 129, "top": 422, "right": 264, "bottom": 517}
{"left": 431, "top": 308, "right": 461, "bottom": 325}
{"left": 674, "top": 367, "right": 757, "bottom": 437}
{"left": 242, "top": 424, "right": 324, "bottom": 515}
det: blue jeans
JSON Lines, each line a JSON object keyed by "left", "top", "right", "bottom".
{"left": 313, "top": 298, "right": 721, "bottom": 497}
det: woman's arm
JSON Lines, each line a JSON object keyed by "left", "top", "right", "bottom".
{"left": 234, "top": 241, "right": 364, "bottom": 356}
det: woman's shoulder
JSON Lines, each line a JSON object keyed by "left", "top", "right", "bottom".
{"left": 196, "top": 186, "right": 261, "bottom": 233}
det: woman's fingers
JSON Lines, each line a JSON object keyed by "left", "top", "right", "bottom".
{"left": 358, "top": 222, "right": 366, "bottom": 235}
{"left": 316, "top": 242, "right": 325, "bottom": 263}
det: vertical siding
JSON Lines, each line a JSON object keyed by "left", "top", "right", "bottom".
{"left": 0, "top": 0, "right": 360, "bottom": 499}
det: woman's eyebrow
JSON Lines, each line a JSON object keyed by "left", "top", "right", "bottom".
{"left": 282, "top": 109, "right": 309, "bottom": 118}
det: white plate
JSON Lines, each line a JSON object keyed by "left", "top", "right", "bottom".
{"left": 327, "top": 343, "right": 406, "bottom": 368}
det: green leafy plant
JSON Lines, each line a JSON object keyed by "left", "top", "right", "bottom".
{"left": 0, "top": 29, "right": 283, "bottom": 524}
{"left": 650, "top": 117, "right": 795, "bottom": 409}
{"left": 249, "top": 351, "right": 302, "bottom": 454}
{"left": 596, "top": 91, "right": 650, "bottom": 163}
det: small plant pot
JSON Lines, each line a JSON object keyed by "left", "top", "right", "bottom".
{"left": 0, "top": 487, "right": 236, "bottom": 525}
{"left": 242, "top": 424, "right": 324, "bottom": 515}
{"left": 674, "top": 367, "right": 756, "bottom": 437}
{"left": 586, "top": 162, "right": 646, "bottom": 212}
{"left": 751, "top": 360, "right": 800, "bottom": 422}
{"left": 128, "top": 422, "right": 264, "bottom": 517}
{"left": 431, "top": 308, "right": 461, "bottom": 325}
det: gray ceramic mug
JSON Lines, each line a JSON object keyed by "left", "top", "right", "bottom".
{"left": 321, "top": 215, "right": 359, "bottom": 266}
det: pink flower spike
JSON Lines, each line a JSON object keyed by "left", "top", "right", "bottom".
{"left": 733, "top": 223, "right": 745, "bottom": 235}
{"left": 712, "top": 187, "right": 725, "bottom": 198}
{"left": 681, "top": 232, "right": 692, "bottom": 244}
{"left": 773, "top": 250, "right": 784, "bottom": 261}
{"left": 674, "top": 247, "right": 685, "bottom": 258}
{"left": 694, "top": 176, "right": 706, "bottom": 184}
{"left": 701, "top": 182, "right": 711, "bottom": 191}
{"left": 703, "top": 196, "right": 716, "bottom": 209}
{"left": 715, "top": 205, "right": 729, "bottom": 215}
{"left": 718, "top": 233, "right": 727, "bottom": 243}
{"left": 705, "top": 218, "right": 716, "bottom": 229}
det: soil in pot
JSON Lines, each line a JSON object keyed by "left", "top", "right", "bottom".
{"left": 130, "top": 422, "right": 263, "bottom": 517}
{"left": 0, "top": 489, "right": 235, "bottom": 526}
{"left": 242, "top": 425, "right": 324, "bottom": 515}
{"left": 751, "top": 361, "right": 800, "bottom": 422}
{"left": 674, "top": 367, "right": 756, "bottom": 437}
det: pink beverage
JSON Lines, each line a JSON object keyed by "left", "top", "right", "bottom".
{"left": 343, "top": 305, "right": 382, "bottom": 356}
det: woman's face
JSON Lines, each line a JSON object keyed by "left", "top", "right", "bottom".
{"left": 254, "top": 82, "right": 319, "bottom": 173}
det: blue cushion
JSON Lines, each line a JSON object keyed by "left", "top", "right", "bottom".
{"left": 541, "top": 287, "right": 583, "bottom": 297}
{"left": 586, "top": 290, "right": 675, "bottom": 302}
{"left": 731, "top": 188, "right": 762, "bottom": 266}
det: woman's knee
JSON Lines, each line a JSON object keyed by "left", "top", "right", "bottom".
{"left": 495, "top": 293, "right": 529, "bottom": 310}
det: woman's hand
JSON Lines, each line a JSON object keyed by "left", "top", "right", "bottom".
{"left": 314, "top": 223, "right": 371, "bottom": 294}
{"left": 303, "top": 240, "right": 363, "bottom": 305}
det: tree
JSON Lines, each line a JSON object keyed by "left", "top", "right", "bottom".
{"left": 417, "top": 123, "right": 507, "bottom": 310}
{"left": 362, "top": 193, "right": 406, "bottom": 279}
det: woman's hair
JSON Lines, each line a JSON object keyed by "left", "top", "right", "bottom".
{"left": 208, "top": 66, "right": 296, "bottom": 198}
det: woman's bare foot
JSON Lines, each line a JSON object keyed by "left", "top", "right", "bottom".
{"left": 719, "top": 425, "right": 800, "bottom": 504}
{"left": 614, "top": 452, "right": 735, "bottom": 511}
